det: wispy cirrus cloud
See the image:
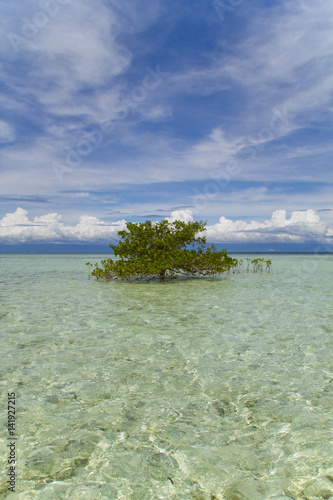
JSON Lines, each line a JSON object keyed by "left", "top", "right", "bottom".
{"left": 0, "top": 120, "right": 16, "bottom": 143}
{"left": 0, "top": 0, "right": 332, "bottom": 243}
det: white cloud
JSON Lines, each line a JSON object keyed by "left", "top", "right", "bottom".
{"left": 144, "top": 105, "right": 173, "bottom": 122}
{"left": 166, "top": 209, "right": 194, "bottom": 223}
{"left": 0, "top": 0, "right": 332, "bottom": 222}
{"left": 1, "top": 207, "right": 332, "bottom": 245}
{"left": 204, "top": 209, "right": 330, "bottom": 243}
{"left": 0, "top": 208, "right": 126, "bottom": 243}
{"left": 186, "top": 127, "right": 239, "bottom": 170}
{"left": 0, "top": 1, "right": 134, "bottom": 139}
{"left": 0, "top": 120, "right": 15, "bottom": 143}
{"left": 21, "top": 2, "right": 131, "bottom": 121}
{"left": 171, "top": 0, "right": 333, "bottom": 145}
{"left": 0, "top": 207, "right": 30, "bottom": 227}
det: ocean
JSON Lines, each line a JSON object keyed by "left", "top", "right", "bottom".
{"left": 1, "top": 253, "right": 332, "bottom": 499}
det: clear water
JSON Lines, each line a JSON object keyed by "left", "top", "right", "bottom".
{"left": 0, "top": 254, "right": 332, "bottom": 500}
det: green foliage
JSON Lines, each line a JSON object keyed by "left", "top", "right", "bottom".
{"left": 87, "top": 219, "right": 238, "bottom": 281}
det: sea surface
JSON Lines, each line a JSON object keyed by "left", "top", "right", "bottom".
{"left": 0, "top": 253, "right": 332, "bottom": 500}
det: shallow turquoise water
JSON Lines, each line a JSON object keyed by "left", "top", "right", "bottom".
{"left": 0, "top": 254, "right": 332, "bottom": 499}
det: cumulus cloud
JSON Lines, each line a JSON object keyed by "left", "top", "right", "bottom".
{"left": 0, "top": 208, "right": 126, "bottom": 243}
{"left": 1, "top": 207, "right": 332, "bottom": 245}
{"left": 204, "top": 209, "right": 331, "bottom": 243}
{"left": 166, "top": 209, "right": 194, "bottom": 223}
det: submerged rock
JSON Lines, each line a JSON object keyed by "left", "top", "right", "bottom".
{"left": 146, "top": 452, "right": 179, "bottom": 480}
{"left": 302, "top": 478, "right": 333, "bottom": 498}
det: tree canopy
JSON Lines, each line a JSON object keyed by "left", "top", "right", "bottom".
{"left": 87, "top": 219, "right": 238, "bottom": 281}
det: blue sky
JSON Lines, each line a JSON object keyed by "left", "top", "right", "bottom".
{"left": 0, "top": 0, "right": 332, "bottom": 251}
